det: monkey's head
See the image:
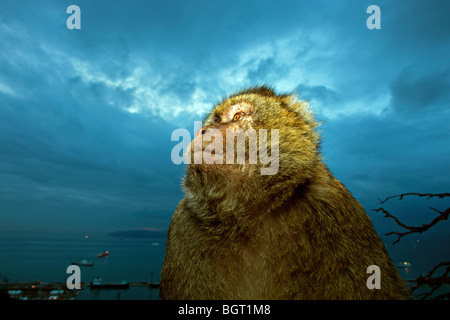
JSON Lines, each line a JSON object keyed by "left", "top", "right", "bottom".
{"left": 184, "top": 86, "right": 321, "bottom": 213}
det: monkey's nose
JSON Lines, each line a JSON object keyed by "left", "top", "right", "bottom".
{"left": 199, "top": 125, "right": 217, "bottom": 135}
{"left": 194, "top": 128, "right": 207, "bottom": 138}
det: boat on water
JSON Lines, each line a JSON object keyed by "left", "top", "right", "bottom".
{"left": 72, "top": 259, "right": 94, "bottom": 267}
{"left": 90, "top": 277, "right": 129, "bottom": 289}
{"left": 97, "top": 251, "right": 109, "bottom": 258}
{"left": 397, "top": 261, "right": 412, "bottom": 268}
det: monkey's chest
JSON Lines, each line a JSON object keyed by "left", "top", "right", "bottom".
{"left": 172, "top": 229, "right": 286, "bottom": 299}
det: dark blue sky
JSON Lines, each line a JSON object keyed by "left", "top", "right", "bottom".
{"left": 0, "top": 0, "right": 449, "bottom": 239}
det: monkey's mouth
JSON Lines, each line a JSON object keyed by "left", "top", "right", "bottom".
{"left": 211, "top": 150, "right": 225, "bottom": 159}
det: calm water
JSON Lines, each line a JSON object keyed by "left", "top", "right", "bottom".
{"left": 0, "top": 232, "right": 448, "bottom": 299}
{"left": 0, "top": 233, "right": 165, "bottom": 300}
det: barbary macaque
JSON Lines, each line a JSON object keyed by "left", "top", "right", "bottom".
{"left": 160, "top": 86, "right": 411, "bottom": 300}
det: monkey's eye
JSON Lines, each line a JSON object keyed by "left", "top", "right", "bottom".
{"left": 233, "top": 113, "right": 244, "bottom": 121}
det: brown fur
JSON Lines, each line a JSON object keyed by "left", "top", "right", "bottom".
{"left": 160, "top": 86, "right": 411, "bottom": 299}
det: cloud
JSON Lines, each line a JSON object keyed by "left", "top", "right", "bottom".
{"left": 246, "top": 58, "right": 287, "bottom": 85}
{"left": 390, "top": 66, "right": 450, "bottom": 113}
{"left": 0, "top": 82, "right": 16, "bottom": 96}
{"left": 0, "top": 23, "right": 187, "bottom": 235}
{"left": 321, "top": 110, "right": 450, "bottom": 209}
{"left": 295, "top": 83, "right": 340, "bottom": 105}
{"left": 0, "top": 0, "right": 449, "bottom": 240}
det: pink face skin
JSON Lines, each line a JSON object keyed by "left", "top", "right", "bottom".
{"left": 220, "top": 102, "right": 254, "bottom": 129}
{"left": 188, "top": 101, "right": 279, "bottom": 175}
{"left": 193, "top": 102, "right": 254, "bottom": 137}
{"left": 190, "top": 102, "right": 254, "bottom": 166}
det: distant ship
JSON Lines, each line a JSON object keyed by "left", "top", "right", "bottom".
{"left": 397, "top": 261, "right": 412, "bottom": 268}
{"left": 72, "top": 259, "right": 94, "bottom": 267}
{"left": 90, "top": 277, "right": 129, "bottom": 289}
{"left": 97, "top": 251, "right": 109, "bottom": 258}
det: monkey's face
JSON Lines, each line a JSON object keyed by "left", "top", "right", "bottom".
{"left": 187, "top": 90, "right": 320, "bottom": 182}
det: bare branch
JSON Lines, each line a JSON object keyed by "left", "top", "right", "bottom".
{"left": 373, "top": 192, "right": 449, "bottom": 298}
{"left": 372, "top": 206, "right": 449, "bottom": 244}
{"left": 372, "top": 207, "right": 411, "bottom": 229}
{"left": 372, "top": 192, "right": 450, "bottom": 245}
{"left": 378, "top": 192, "right": 450, "bottom": 204}
{"left": 408, "top": 262, "right": 450, "bottom": 300}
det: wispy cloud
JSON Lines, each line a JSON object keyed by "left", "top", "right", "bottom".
{"left": 0, "top": 0, "right": 449, "bottom": 236}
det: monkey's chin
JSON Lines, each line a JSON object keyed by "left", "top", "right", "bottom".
{"left": 188, "top": 162, "right": 261, "bottom": 179}
{"left": 188, "top": 148, "right": 261, "bottom": 176}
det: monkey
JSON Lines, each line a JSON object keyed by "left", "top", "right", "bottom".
{"left": 160, "top": 86, "right": 411, "bottom": 300}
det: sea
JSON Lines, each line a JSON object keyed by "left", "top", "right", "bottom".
{"left": 0, "top": 233, "right": 165, "bottom": 300}
{"left": 0, "top": 231, "right": 449, "bottom": 300}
